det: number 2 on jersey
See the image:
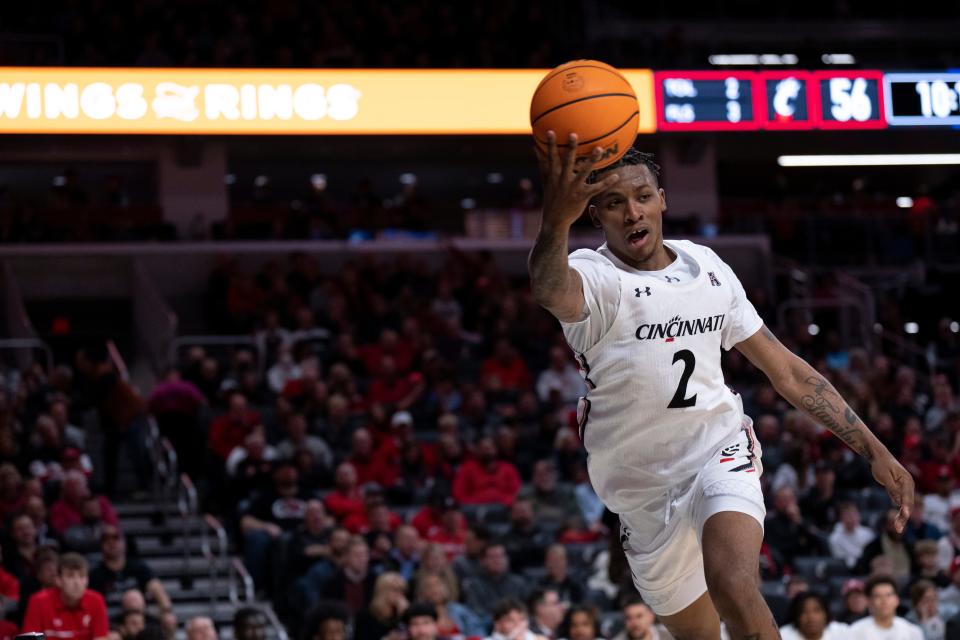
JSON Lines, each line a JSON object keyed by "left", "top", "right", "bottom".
{"left": 667, "top": 349, "right": 697, "bottom": 408}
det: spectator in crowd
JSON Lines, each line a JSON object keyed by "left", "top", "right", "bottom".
{"left": 112, "top": 589, "right": 168, "bottom": 639}
{"left": 924, "top": 473, "right": 960, "bottom": 534}
{"left": 452, "top": 525, "right": 491, "bottom": 582}
{"left": 0, "top": 465, "right": 29, "bottom": 520}
{"left": 837, "top": 579, "right": 869, "bottom": 624}
{"left": 779, "top": 592, "right": 849, "bottom": 640}
{"left": 49, "top": 471, "right": 119, "bottom": 536}
{"left": 115, "top": 609, "right": 145, "bottom": 640}
{"left": 829, "top": 502, "right": 876, "bottom": 569}
{"left": 22, "top": 553, "right": 109, "bottom": 640}
{"left": 342, "top": 486, "right": 402, "bottom": 536}
{"left": 799, "top": 462, "right": 840, "bottom": 531}
{"left": 519, "top": 460, "right": 580, "bottom": 525}
{"left": 528, "top": 588, "right": 564, "bottom": 640}
{"left": 938, "top": 558, "right": 960, "bottom": 615}
{"left": 348, "top": 428, "right": 397, "bottom": 488}
{"left": 415, "top": 572, "right": 484, "bottom": 637}
{"left": 324, "top": 463, "right": 364, "bottom": 522}
{"left": 147, "top": 369, "right": 206, "bottom": 479}
{"left": 74, "top": 344, "right": 148, "bottom": 498}
{"left": 226, "top": 426, "right": 278, "bottom": 502}
{"left": 611, "top": 596, "right": 668, "bottom": 640}
{"left": 849, "top": 576, "right": 923, "bottom": 639}
{"left": 354, "top": 572, "right": 408, "bottom": 640}
{"left": 266, "top": 345, "right": 300, "bottom": 395}
{"left": 412, "top": 544, "right": 459, "bottom": 602}
{"left": 505, "top": 499, "right": 550, "bottom": 571}
{"left": 453, "top": 436, "right": 521, "bottom": 506}
{"left": 88, "top": 526, "right": 176, "bottom": 632}
{"left": 535, "top": 347, "right": 586, "bottom": 406}
{"left": 207, "top": 392, "right": 261, "bottom": 462}
{"left": 859, "top": 509, "right": 914, "bottom": 580}
{"left": 15, "top": 546, "right": 59, "bottom": 624}
{"left": 287, "top": 501, "right": 336, "bottom": 578}
{"left": 572, "top": 462, "right": 605, "bottom": 530}
{"left": 485, "top": 599, "right": 541, "bottom": 640}
{"left": 764, "top": 486, "right": 826, "bottom": 565}
{"left": 540, "top": 545, "right": 583, "bottom": 606}
{"left": 233, "top": 608, "right": 268, "bottom": 640}
{"left": 911, "top": 539, "right": 951, "bottom": 588}
{"left": 25, "top": 495, "right": 57, "bottom": 547}
{"left": 481, "top": 339, "right": 533, "bottom": 394}
{"left": 0, "top": 547, "right": 19, "bottom": 611}
{"left": 185, "top": 616, "right": 218, "bottom": 640}
{"left": 904, "top": 498, "right": 946, "bottom": 554}
{"left": 413, "top": 494, "right": 467, "bottom": 557}
{"left": 906, "top": 579, "right": 947, "bottom": 639}
{"left": 5, "top": 513, "right": 40, "bottom": 582}
{"left": 301, "top": 603, "right": 348, "bottom": 640}
{"left": 385, "top": 525, "right": 421, "bottom": 581}
{"left": 276, "top": 413, "right": 334, "bottom": 474}
{"left": 313, "top": 537, "right": 376, "bottom": 615}
{"left": 366, "top": 355, "right": 425, "bottom": 411}
{"left": 402, "top": 602, "right": 443, "bottom": 640}
{"left": 241, "top": 463, "right": 310, "bottom": 587}
{"left": 62, "top": 496, "right": 110, "bottom": 553}
{"left": 557, "top": 605, "right": 601, "bottom": 640}
{"left": 463, "top": 542, "right": 529, "bottom": 622}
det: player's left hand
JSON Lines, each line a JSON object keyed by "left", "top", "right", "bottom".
{"left": 870, "top": 452, "right": 915, "bottom": 533}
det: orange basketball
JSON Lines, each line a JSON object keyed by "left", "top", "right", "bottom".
{"left": 530, "top": 60, "right": 639, "bottom": 170}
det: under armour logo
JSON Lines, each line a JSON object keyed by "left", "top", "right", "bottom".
{"left": 708, "top": 271, "right": 721, "bottom": 287}
{"left": 635, "top": 287, "right": 651, "bottom": 297}
{"left": 664, "top": 276, "right": 680, "bottom": 283}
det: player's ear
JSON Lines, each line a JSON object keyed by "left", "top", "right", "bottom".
{"left": 658, "top": 188, "right": 667, "bottom": 211}
{"left": 587, "top": 204, "right": 601, "bottom": 228}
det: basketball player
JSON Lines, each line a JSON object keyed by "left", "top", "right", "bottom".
{"left": 528, "top": 132, "right": 914, "bottom": 640}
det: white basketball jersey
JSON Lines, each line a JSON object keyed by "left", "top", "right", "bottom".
{"left": 561, "top": 239, "right": 763, "bottom": 515}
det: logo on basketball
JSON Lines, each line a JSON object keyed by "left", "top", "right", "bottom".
{"left": 562, "top": 72, "right": 585, "bottom": 92}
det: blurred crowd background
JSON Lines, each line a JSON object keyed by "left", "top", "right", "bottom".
{"left": 0, "top": 1, "right": 959, "bottom": 640}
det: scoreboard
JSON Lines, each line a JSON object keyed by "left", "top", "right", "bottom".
{"left": 654, "top": 70, "right": 887, "bottom": 131}
{"left": 655, "top": 71, "right": 760, "bottom": 131}
{"left": 884, "top": 72, "right": 960, "bottom": 126}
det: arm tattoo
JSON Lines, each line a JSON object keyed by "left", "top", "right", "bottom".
{"left": 798, "top": 375, "right": 875, "bottom": 462}
{"left": 528, "top": 228, "right": 571, "bottom": 306}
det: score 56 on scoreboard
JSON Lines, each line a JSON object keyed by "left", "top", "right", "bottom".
{"left": 654, "top": 70, "right": 887, "bottom": 130}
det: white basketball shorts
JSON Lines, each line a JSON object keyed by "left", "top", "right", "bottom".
{"left": 619, "top": 420, "right": 766, "bottom": 616}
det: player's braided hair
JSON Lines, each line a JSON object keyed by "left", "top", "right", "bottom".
{"left": 586, "top": 147, "right": 661, "bottom": 186}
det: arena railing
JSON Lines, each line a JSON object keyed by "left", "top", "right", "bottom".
{"left": 1, "top": 260, "right": 50, "bottom": 371}
{"left": 168, "top": 335, "right": 262, "bottom": 377}
{"left": 177, "top": 473, "right": 200, "bottom": 591}
{"left": 202, "top": 514, "right": 230, "bottom": 615}
{"left": 134, "top": 260, "right": 179, "bottom": 375}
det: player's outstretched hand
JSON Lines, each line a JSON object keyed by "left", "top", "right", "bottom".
{"left": 870, "top": 453, "right": 915, "bottom": 533}
{"left": 534, "top": 130, "right": 620, "bottom": 230}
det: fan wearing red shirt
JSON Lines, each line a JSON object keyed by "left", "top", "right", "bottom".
{"left": 480, "top": 339, "right": 532, "bottom": 392}
{"left": 366, "top": 355, "right": 425, "bottom": 410}
{"left": 48, "top": 472, "right": 119, "bottom": 536}
{"left": 325, "top": 463, "right": 365, "bottom": 522}
{"left": 207, "top": 393, "right": 262, "bottom": 461}
{"left": 453, "top": 436, "right": 521, "bottom": 506}
{"left": 342, "top": 487, "right": 402, "bottom": 535}
{"left": 23, "top": 553, "right": 109, "bottom": 640}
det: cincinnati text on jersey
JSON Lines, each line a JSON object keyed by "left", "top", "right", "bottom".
{"left": 634, "top": 313, "right": 726, "bottom": 341}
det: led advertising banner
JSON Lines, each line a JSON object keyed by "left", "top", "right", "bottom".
{"left": 0, "top": 67, "right": 657, "bottom": 135}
